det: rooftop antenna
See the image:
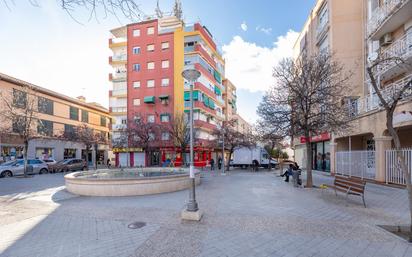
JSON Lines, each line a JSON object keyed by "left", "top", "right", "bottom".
{"left": 173, "top": 0, "right": 183, "bottom": 20}
{"left": 155, "top": 0, "right": 163, "bottom": 18}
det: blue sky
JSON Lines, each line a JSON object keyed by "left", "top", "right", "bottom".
{"left": 0, "top": 0, "right": 316, "bottom": 123}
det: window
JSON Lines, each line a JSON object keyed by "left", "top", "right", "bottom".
{"left": 100, "top": 116, "right": 107, "bottom": 127}
{"left": 133, "top": 81, "right": 141, "bottom": 88}
{"left": 13, "top": 89, "right": 27, "bottom": 108}
{"left": 161, "top": 42, "right": 169, "bottom": 49}
{"left": 160, "top": 114, "right": 170, "bottom": 122}
{"left": 161, "top": 132, "right": 170, "bottom": 141}
{"left": 69, "top": 106, "right": 79, "bottom": 121}
{"left": 147, "top": 27, "right": 154, "bottom": 35}
{"left": 133, "top": 29, "right": 140, "bottom": 37}
{"left": 121, "top": 119, "right": 127, "bottom": 125}
{"left": 38, "top": 97, "right": 53, "bottom": 115}
{"left": 37, "top": 120, "right": 53, "bottom": 137}
{"left": 147, "top": 80, "right": 155, "bottom": 88}
{"left": 147, "top": 62, "right": 155, "bottom": 70}
{"left": 318, "top": 4, "right": 329, "bottom": 29}
{"left": 161, "top": 60, "right": 169, "bottom": 69}
{"left": 147, "top": 115, "right": 155, "bottom": 123}
{"left": 81, "top": 110, "right": 89, "bottom": 123}
{"left": 161, "top": 78, "right": 170, "bottom": 87}
{"left": 133, "top": 98, "right": 141, "bottom": 106}
{"left": 147, "top": 44, "right": 155, "bottom": 52}
{"left": 12, "top": 116, "right": 26, "bottom": 134}
{"left": 148, "top": 132, "right": 155, "bottom": 141}
{"left": 133, "top": 46, "right": 141, "bottom": 54}
{"left": 64, "top": 124, "right": 74, "bottom": 135}
{"left": 64, "top": 148, "right": 76, "bottom": 159}
{"left": 133, "top": 63, "right": 141, "bottom": 71}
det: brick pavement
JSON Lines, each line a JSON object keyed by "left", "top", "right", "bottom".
{"left": 0, "top": 170, "right": 412, "bottom": 257}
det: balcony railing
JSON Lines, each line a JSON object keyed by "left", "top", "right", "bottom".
{"left": 112, "top": 70, "right": 127, "bottom": 80}
{"left": 112, "top": 124, "right": 127, "bottom": 130}
{"left": 367, "top": 0, "right": 406, "bottom": 37}
{"left": 376, "top": 33, "right": 412, "bottom": 75}
{"left": 109, "top": 37, "right": 127, "bottom": 45}
{"left": 112, "top": 89, "right": 127, "bottom": 96}
{"left": 351, "top": 73, "right": 412, "bottom": 116}
{"left": 112, "top": 54, "right": 127, "bottom": 62}
{"left": 111, "top": 107, "right": 127, "bottom": 113}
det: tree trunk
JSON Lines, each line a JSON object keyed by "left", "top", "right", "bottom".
{"left": 85, "top": 147, "right": 89, "bottom": 171}
{"left": 23, "top": 140, "right": 29, "bottom": 178}
{"left": 305, "top": 139, "right": 313, "bottom": 188}
{"left": 226, "top": 151, "right": 232, "bottom": 171}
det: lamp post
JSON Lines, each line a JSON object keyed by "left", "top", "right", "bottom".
{"left": 221, "top": 122, "right": 226, "bottom": 175}
{"left": 181, "top": 68, "right": 201, "bottom": 215}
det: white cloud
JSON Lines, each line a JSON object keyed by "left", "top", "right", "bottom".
{"left": 222, "top": 30, "right": 299, "bottom": 93}
{"left": 256, "top": 26, "right": 272, "bottom": 35}
{"left": 240, "top": 21, "right": 248, "bottom": 32}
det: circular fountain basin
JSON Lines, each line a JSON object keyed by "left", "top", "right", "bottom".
{"left": 64, "top": 167, "right": 201, "bottom": 196}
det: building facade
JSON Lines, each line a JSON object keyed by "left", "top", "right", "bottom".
{"left": 292, "top": 0, "right": 365, "bottom": 172}
{"left": 293, "top": 0, "right": 412, "bottom": 183}
{"left": 109, "top": 16, "right": 228, "bottom": 167}
{"left": 0, "top": 73, "right": 111, "bottom": 165}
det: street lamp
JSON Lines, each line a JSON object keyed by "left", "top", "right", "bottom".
{"left": 217, "top": 122, "right": 226, "bottom": 175}
{"left": 181, "top": 68, "right": 202, "bottom": 220}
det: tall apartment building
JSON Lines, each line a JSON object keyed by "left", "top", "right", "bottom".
{"left": 293, "top": 0, "right": 412, "bottom": 183}
{"left": 292, "top": 0, "right": 365, "bottom": 172}
{"left": 222, "top": 79, "right": 237, "bottom": 121}
{"left": 0, "top": 73, "right": 111, "bottom": 164}
{"left": 109, "top": 16, "right": 227, "bottom": 167}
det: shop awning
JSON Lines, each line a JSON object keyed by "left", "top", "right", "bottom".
{"left": 144, "top": 96, "right": 155, "bottom": 104}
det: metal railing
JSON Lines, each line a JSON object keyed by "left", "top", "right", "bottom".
{"left": 336, "top": 151, "right": 376, "bottom": 179}
{"left": 386, "top": 148, "right": 412, "bottom": 184}
{"left": 112, "top": 89, "right": 127, "bottom": 96}
{"left": 350, "top": 73, "right": 412, "bottom": 116}
{"left": 377, "top": 33, "right": 412, "bottom": 75}
{"left": 112, "top": 54, "right": 127, "bottom": 61}
{"left": 367, "top": 0, "right": 406, "bottom": 37}
{"left": 112, "top": 71, "right": 127, "bottom": 80}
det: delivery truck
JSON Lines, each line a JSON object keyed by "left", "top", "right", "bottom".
{"left": 232, "top": 146, "right": 278, "bottom": 169}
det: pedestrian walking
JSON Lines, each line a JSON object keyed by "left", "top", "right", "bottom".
{"left": 210, "top": 158, "right": 215, "bottom": 171}
{"left": 106, "top": 159, "right": 111, "bottom": 169}
{"left": 218, "top": 157, "right": 222, "bottom": 170}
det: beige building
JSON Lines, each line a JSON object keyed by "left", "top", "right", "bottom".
{"left": 0, "top": 73, "right": 111, "bottom": 165}
{"left": 293, "top": 0, "right": 412, "bottom": 184}
{"left": 292, "top": 0, "right": 365, "bottom": 172}
{"left": 222, "top": 79, "right": 237, "bottom": 121}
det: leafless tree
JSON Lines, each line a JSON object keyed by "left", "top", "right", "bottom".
{"left": 0, "top": 85, "right": 41, "bottom": 177}
{"left": 366, "top": 56, "right": 412, "bottom": 240}
{"left": 128, "top": 114, "right": 160, "bottom": 166}
{"left": 163, "top": 112, "right": 198, "bottom": 166}
{"left": 257, "top": 53, "right": 351, "bottom": 187}
{"left": 2, "top": 0, "right": 146, "bottom": 23}
{"left": 213, "top": 119, "right": 253, "bottom": 171}
{"left": 62, "top": 123, "right": 107, "bottom": 169}
{"left": 255, "top": 123, "right": 283, "bottom": 170}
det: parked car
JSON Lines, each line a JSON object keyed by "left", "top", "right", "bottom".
{"left": 42, "top": 159, "right": 57, "bottom": 171}
{"left": 0, "top": 159, "right": 48, "bottom": 177}
{"left": 52, "top": 158, "right": 87, "bottom": 172}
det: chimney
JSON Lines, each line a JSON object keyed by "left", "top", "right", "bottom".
{"left": 77, "top": 96, "right": 86, "bottom": 102}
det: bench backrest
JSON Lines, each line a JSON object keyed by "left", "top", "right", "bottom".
{"left": 334, "top": 175, "right": 366, "bottom": 194}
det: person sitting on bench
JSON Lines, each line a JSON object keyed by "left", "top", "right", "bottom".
{"left": 280, "top": 164, "right": 294, "bottom": 182}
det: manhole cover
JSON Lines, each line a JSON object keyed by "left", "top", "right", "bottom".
{"left": 128, "top": 221, "right": 146, "bottom": 229}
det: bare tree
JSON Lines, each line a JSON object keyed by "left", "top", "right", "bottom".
{"left": 163, "top": 112, "right": 198, "bottom": 166}
{"left": 128, "top": 114, "right": 160, "bottom": 166}
{"left": 366, "top": 56, "right": 412, "bottom": 240}
{"left": 257, "top": 54, "right": 351, "bottom": 187}
{"left": 213, "top": 119, "right": 253, "bottom": 171}
{"left": 255, "top": 123, "right": 283, "bottom": 170}
{"left": 62, "top": 123, "right": 107, "bottom": 170}
{"left": 0, "top": 85, "right": 41, "bottom": 177}
{"left": 2, "top": 0, "right": 146, "bottom": 23}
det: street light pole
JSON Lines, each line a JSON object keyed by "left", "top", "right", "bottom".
{"left": 222, "top": 124, "right": 225, "bottom": 175}
{"left": 182, "top": 68, "right": 201, "bottom": 214}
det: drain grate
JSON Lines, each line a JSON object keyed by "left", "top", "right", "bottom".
{"left": 128, "top": 221, "right": 146, "bottom": 229}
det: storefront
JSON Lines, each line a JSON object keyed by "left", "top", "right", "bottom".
{"left": 300, "top": 132, "right": 331, "bottom": 172}
{"left": 64, "top": 148, "right": 77, "bottom": 159}
{"left": 0, "top": 145, "right": 24, "bottom": 162}
{"left": 35, "top": 147, "right": 54, "bottom": 160}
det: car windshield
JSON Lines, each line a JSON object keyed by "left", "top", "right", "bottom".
{"left": 56, "top": 160, "right": 68, "bottom": 164}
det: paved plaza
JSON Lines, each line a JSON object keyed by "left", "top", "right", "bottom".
{"left": 1, "top": 170, "right": 412, "bottom": 257}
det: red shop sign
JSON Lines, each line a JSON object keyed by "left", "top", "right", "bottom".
{"left": 300, "top": 132, "right": 330, "bottom": 144}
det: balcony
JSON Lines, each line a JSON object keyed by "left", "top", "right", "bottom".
{"left": 375, "top": 33, "right": 412, "bottom": 78}
{"left": 367, "top": 0, "right": 412, "bottom": 40}
{"left": 351, "top": 73, "right": 412, "bottom": 116}
{"left": 109, "top": 37, "right": 127, "bottom": 48}
{"left": 110, "top": 107, "right": 127, "bottom": 114}
{"left": 109, "top": 54, "right": 127, "bottom": 64}
{"left": 110, "top": 70, "right": 127, "bottom": 81}
{"left": 112, "top": 124, "right": 127, "bottom": 130}
{"left": 111, "top": 89, "right": 127, "bottom": 97}
{"left": 316, "top": 21, "right": 329, "bottom": 43}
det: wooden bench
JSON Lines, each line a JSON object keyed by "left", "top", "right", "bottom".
{"left": 327, "top": 175, "right": 366, "bottom": 207}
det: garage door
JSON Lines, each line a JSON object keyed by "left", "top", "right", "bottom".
{"left": 119, "top": 153, "right": 129, "bottom": 167}
{"left": 133, "top": 152, "right": 145, "bottom": 167}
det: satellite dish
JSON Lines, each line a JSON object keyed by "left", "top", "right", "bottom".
{"left": 368, "top": 52, "right": 378, "bottom": 62}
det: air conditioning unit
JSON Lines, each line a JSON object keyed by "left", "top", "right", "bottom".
{"left": 380, "top": 33, "right": 393, "bottom": 46}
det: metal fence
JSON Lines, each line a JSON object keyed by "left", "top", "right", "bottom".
{"left": 336, "top": 151, "right": 376, "bottom": 179}
{"left": 385, "top": 148, "right": 412, "bottom": 185}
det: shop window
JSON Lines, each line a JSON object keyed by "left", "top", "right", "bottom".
{"left": 64, "top": 148, "right": 76, "bottom": 159}
{"left": 35, "top": 148, "right": 53, "bottom": 160}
